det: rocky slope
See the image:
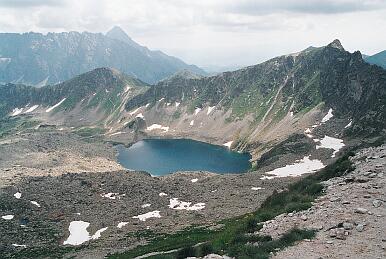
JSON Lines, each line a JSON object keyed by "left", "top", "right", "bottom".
{"left": 259, "top": 144, "right": 386, "bottom": 259}
{"left": 0, "top": 27, "right": 205, "bottom": 85}
{"left": 122, "top": 40, "right": 385, "bottom": 155}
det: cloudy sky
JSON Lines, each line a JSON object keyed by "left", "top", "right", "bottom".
{"left": 0, "top": 0, "right": 385, "bottom": 68}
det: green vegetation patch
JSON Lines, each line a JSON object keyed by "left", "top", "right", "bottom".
{"left": 0, "top": 117, "right": 40, "bottom": 138}
{"left": 73, "top": 127, "right": 105, "bottom": 137}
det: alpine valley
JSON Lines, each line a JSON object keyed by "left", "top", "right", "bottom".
{"left": 0, "top": 34, "right": 385, "bottom": 259}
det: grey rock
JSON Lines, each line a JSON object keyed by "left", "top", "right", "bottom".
{"left": 355, "top": 208, "right": 368, "bottom": 214}
{"left": 335, "top": 228, "right": 347, "bottom": 240}
{"left": 356, "top": 224, "right": 365, "bottom": 232}
{"left": 343, "top": 222, "right": 354, "bottom": 230}
{"left": 373, "top": 200, "right": 382, "bottom": 208}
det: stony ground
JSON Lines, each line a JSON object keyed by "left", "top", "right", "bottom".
{"left": 257, "top": 144, "right": 386, "bottom": 259}
{"left": 0, "top": 130, "right": 123, "bottom": 187}
{"left": 0, "top": 130, "right": 295, "bottom": 258}
{"left": 1, "top": 126, "right": 382, "bottom": 258}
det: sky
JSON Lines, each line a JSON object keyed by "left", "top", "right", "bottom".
{"left": 0, "top": 0, "right": 385, "bottom": 69}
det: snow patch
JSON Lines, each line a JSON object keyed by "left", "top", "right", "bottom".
{"left": 166, "top": 102, "right": 171, "bottom": 106}
{"left": 11, "top": 108, "right": 23, "bottom": 116}
{"left": 321, "top": 108, "right": 334, "bottom": 123}
{"left": 91, "top": 227, "right": 108, "bottom": 240}
{"left": 261, "top": 156, "right": 325, "bottom": 179}
{"left": 30, "top": 201, "right": 41, "bottom": 207}
{"left": 175, "top": 102, "right": 180, "bottom": 107}
{"left": 207, "top": 106, "right": 215, "bottom": 115}
{"left": 124, "top": 86, "right": 131, "bottom": 93}
{"left": 46, "top": 98, "right": 66, "bottom": 113}
{"left": 141, "top": 203, "right": 151, "bottom": 208}
{"left": 194, "top": 107, "right": 202, "bottom": 115}
{"left": 129, "top": 108, "right": 140, "bottom": 115}
{"left": 100, "top": 193, "right": 125, "bottom": 200}
{"left": 24, "top": 105, "right": 39, "bottom": 113}
{"left": 316, "top": 136, "right": 345, "bottom": 157}
{"left": 159, "top": 192, "right": 168, "bottom": 197}
{"left": 191, "top": 178, "right": 198, "bottom": 183}
{"left": 190, "top": 120, "right": 194, "bottom": 126}
{"left": 344, "top": 120, "right": 352, "bottom": 129}
{"left": 14, "top": 192, "right": 22, "bottom": 199}
{"left": 63, "top": 221, "right": 107, "bottom": 245}
{"left": 168, "top": 198, "right": 205, "bottom": 211}
{"left": 117, "top": 222, "right": 129, "bottom": 228}
{"left": 110, "top": 132, "right": 123, "bottom": 136}
{"left": 147, "top": 124, "right": 169, "bottom": 132}
{"left": 223, "top": 141, "right": 233, "bottom": 148}
{"left": 251, "top": 187, "right": 264, "bottom": 191}
{"left": 63, "top": 221, "right": 90, "bottom": 245}
{"left": 136, "top": 113, "right": 145, "bottom": 119}
{"left": 12, "top": 244, "right": 27, "bottom": 248}
{"left": 132, "top": 211, "right": 161, "bottom": 221}
{"left": 2, "top": 215, "right": 14, "bottom": 220}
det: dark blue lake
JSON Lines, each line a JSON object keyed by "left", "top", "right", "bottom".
{"left": 116, "top": 139, "right": 251, "bottom": 176}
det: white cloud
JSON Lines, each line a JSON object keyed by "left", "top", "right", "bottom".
{"left": 0, "top": 0, "right": 385, "bottom": 67}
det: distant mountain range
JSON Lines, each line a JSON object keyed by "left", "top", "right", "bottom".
{"left": 0, "top": 26, "right": 206, "bottom": 86}
{"left": 364, "top": 50, "right": 386, "bottom": 69}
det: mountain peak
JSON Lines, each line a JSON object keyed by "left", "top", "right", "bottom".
{"left": 327, "top": 39, "right": 345, "bottom": 51}
{"left": 163, "top": 69, "right": 203, "bottom": 82}
{"left": 106, "top": 26, "right": 134, "bottom": 44}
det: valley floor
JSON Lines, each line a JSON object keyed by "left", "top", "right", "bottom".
{"left": 0, "top": 129, "right": 293, "bottom": 258}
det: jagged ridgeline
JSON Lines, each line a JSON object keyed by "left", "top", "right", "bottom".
{"left": 0, "top": 27, "right": 205, "bottom": 85}
{"left": 126, "top": 40, "right": 386, "bottom": 136}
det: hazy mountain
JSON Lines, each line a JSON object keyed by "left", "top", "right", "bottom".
{"left": 0, "top": 27, "right": 206, "bottom": 86}
{"left": 364, "top": 50, "right": 386, "bottom": 69}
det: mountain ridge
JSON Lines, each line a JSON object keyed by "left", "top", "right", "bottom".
{"left": 364, "top": 50, "right": 386, "bottom": 69}
{"left": 0, "top": 29, "right": 206, "bottom": 85}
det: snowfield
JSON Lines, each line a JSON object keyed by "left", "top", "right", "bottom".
{"left": 132, "top": 211, "right": 161, "bottom": 221}
{"left": 46, "top": 98, "right": 66, "bottom": 113}
{"left": 168, "top": 198, "right": 205, "bottom": 211}
{"left": 223, "top": 141, "right": 233, "bottom": 148}
{"left": 147, "top": 124, "right": 169, "bottom": 132}
{"left": 321, "top": 108, "right": 334, "bottom": 123}
{"left": 261, "top": 156, "right": 325, "bottom": 179}
{"left": 63, "top": 221, "right": 108, "bottom": 245}
{"left": 316, "top": 136, "right": 345, "bottom": 157}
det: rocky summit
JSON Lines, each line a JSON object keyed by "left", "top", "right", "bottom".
{"left": 0, "top": 32, "right": 385, "bottom": 259}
